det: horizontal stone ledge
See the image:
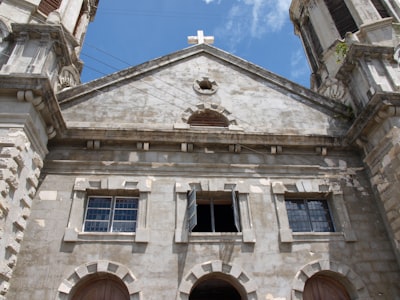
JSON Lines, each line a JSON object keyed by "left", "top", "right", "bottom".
{"left": 55, "top": 129, "right": 345, "bottom": 148}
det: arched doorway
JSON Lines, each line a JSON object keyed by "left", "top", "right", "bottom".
{"left": 70, "top": 273, "right": 130, "bottom": 300}
{"left": 189, "top": 274, "right": 245, "bottom": 300}
{"left": 303, "top": 273, "right": 351, "bottom": 300}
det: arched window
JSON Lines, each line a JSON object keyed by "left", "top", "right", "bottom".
{"left": 303, "top": 273, "right": 351, "bottom": 300}
{"left": 70, "top": 273, "right": 130, "bottom": 300}
{"left": 188, "top": 109, "right": 229, "bottom": 127}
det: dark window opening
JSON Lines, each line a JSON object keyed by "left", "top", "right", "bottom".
{"left": 190, "top": 278, "right": 241, "bottom": 300}
{"left": 188, "top": 190, "right": 240, "bottom": 233}
{"left": 199, "top": 79, "right": 213, "bottom": 90}
{"left": 371, "top": 0, "right": 390, "bottom": 18}
{"left": 324, "top": 0, "right": 358, "bottom": 38}
{"left": 285, "top": 198, "right": 335, "bottom": 232}
{"left": 188, "top": 110, "right": 229, "bottom": 127}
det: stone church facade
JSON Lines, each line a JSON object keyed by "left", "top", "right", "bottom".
{"left": 0, "top": 0, "right": 400, "bottom": 299}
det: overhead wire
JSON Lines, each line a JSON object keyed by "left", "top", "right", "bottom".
{"left": 0, "top": 8, "right": 264, "bottom": 144}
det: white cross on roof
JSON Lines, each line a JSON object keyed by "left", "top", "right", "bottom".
{"left": 188, "top": 30, "right": 214, "bottom": 45}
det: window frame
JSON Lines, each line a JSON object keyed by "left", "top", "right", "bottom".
{"left": 83, "top": 196, "right": 139, "bottom": 233}
{"left": 188, "top": 189, "right": 241, "bottom": 233}
{"left": 285, "top": 197, "right": 335, "bottom": 233}
{"left": 175, "top": 181, "right": 255, "bottom": 243}
{"left": 63, "top": 176, "right": 151, "bottom": 243}
{"left": 272, "top": 181, "right": 357, "bottom": 243}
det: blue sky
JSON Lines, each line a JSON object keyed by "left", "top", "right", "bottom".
{"left": 80, "top": 0, "right": 311, "bottom": 87}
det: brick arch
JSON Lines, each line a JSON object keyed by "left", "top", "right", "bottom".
{"left": 291, "top": 260, "right": 370, "bottom": 300}
{"left": 181, "top": 103, "right": 238, "bottom": 126}
{"left": 56, "top": 260, "right": 141, "bottom": 300}
{"left": 177, "top": 260, "right": 257, "bottom": 300}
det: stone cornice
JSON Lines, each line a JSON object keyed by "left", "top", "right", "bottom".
{"left": 336, "top": 43, "right": 395, "bottom": 81}
{"left": 0, "top": 75, "right": 66, "bottom": 136}
{"left": 344, "top": 92, "right": 400, "bottom": 145}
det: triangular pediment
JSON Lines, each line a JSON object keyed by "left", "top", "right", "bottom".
{"left": 57, "top": 44, "right": 351, "bottom": 137}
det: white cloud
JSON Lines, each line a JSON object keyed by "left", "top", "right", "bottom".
{"left": 202, "top": 0, "right": 221, "bottom": 4}
{"left": 290, "top": 49, "right": 310, "bottom": 84}
{"left": 216, "top": 0, "right": 292, "bottom": 51}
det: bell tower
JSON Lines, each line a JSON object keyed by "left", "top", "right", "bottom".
{"left": 291, "top": 0, "right": 400, "bottom": 266}
{"left": 0, "top": 1, "right": 98, "bottom": 298}
{"left": 0, "top": 0, "right": 98, "bottom": 90}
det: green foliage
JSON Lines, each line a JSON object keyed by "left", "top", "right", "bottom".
{"left": 335, "top": 42, "right": 348, "bottom": 63}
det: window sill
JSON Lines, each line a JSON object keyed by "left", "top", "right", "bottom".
{"left": 291, "top": 232, "right": 344, "bottom": 242}
{"left": 63, "top": 227, "right": 136, "bottom": 243}
{"left": 189, "top": 232, "right": 243, "bottom": 243}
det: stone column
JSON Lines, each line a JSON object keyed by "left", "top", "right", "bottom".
{"left": 0, "top": 92, "right": 49, "bottom": 299}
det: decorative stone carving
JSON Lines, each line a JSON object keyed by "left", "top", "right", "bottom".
{"left": 58, "top": 65, "right": 80, "bottom": 91}
{"left": 319, "top": 78, "right": 347, "bottom": 101}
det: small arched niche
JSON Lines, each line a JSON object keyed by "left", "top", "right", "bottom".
{"left": 189, "top": 273, "right": 246, "bottom": 300}
{"left": 303, "top": 272, "right": 351, "bottom": 300}
{"left": 188, "top": 109, "right": 229, "bottom": 127}
{"left": 70, "top": 272, "right": 130, "bottom": 300}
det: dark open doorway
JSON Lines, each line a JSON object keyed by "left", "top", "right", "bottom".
{"left": 190, "top": 277, "right": 242, "bottom": 300}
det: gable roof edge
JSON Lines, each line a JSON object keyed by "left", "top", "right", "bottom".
{"left": 58, "top": 44, "right": 350, "bottom": 117}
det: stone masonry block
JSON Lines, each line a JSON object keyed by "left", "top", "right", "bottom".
{"left": 6, "top": 240, "right": 20, "bottom": 254}
{"left": 0, "top": 158, "right": 18, "bottom": 174}
{"left": 114, "top": 266, "right": 129, "bottom": 280}
{"left": 97, "top": 261, "right": 108, "bottom": 272}
{"left": 0, "top": 263, "right": 12, "bottom": 281}
{"left": 38, "top": 191, "right": 58, "bottom": 201}
{"left": 75, "top": 265, "right": 89, "bottom": 279}
{"left": 0, "top": 181, "right": 9, "bottom": 197}
{"left": 21, "top": 195, "right": 32, "bottom": 208}
{"left": 58, "top": 280, "right": 73, "bottom": 294}
{"left": 211, "top": 260, "right": 222, "bottom": 272}
{"left": 191, "top": 265, "right": 206, "bottom": 279}
{"left": 13, "top": 217, "right": 27, "bottom": 231}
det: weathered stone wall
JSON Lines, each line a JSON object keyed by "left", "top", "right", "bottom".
{"left": 7, "top": 145, "right": 400, "bottom": 299}
{"left": 0, "top": 129, "right": 43, "bottom": 299}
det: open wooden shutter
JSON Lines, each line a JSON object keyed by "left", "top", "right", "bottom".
{"left": 187, "top": 188, "right": 197, "bottom": 232}
{"left": 38, "top": 0, "right": 62, "bottom": 16}
{"left": 232, "top": 189, "right": 240, "bottom": 232}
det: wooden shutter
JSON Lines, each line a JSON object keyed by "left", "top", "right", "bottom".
{"left": 188, "top": 188, "right": 197, "bottom": 232}
{"left": 232, "top": 190, "right": 240, "bottom": 232}
{"left": 38, "top": 0, "right": 62, "bottom": 16}
{"left": 303, "top": 275, "right": 351, "bottom": 300}
{"left": 72, "top": 276, "right": 130, "bottom": 300}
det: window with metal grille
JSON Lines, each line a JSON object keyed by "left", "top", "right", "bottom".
{"left": 285, "top": 198, "right": 334, "bottom": 232}
{"left": 371, "top": 0, "right": 390, "bottom": 18}
{"left": 83, "top": 196, "right": 138, "bottom": 232}
{"left": 324, "top": 0, "right": 358, "bottom": 38}
{"left": 188, "top": 110, "right": 229, "bottom": 127}
{"left": 188, "top": 190, "right": 240, "bottom": 233}
{"left": 38, "top": 0, "right": 62, "bottom": 15}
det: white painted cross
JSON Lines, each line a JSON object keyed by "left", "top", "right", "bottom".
{"left": 188, "top": 30, "right": 214, "bottom": 45}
